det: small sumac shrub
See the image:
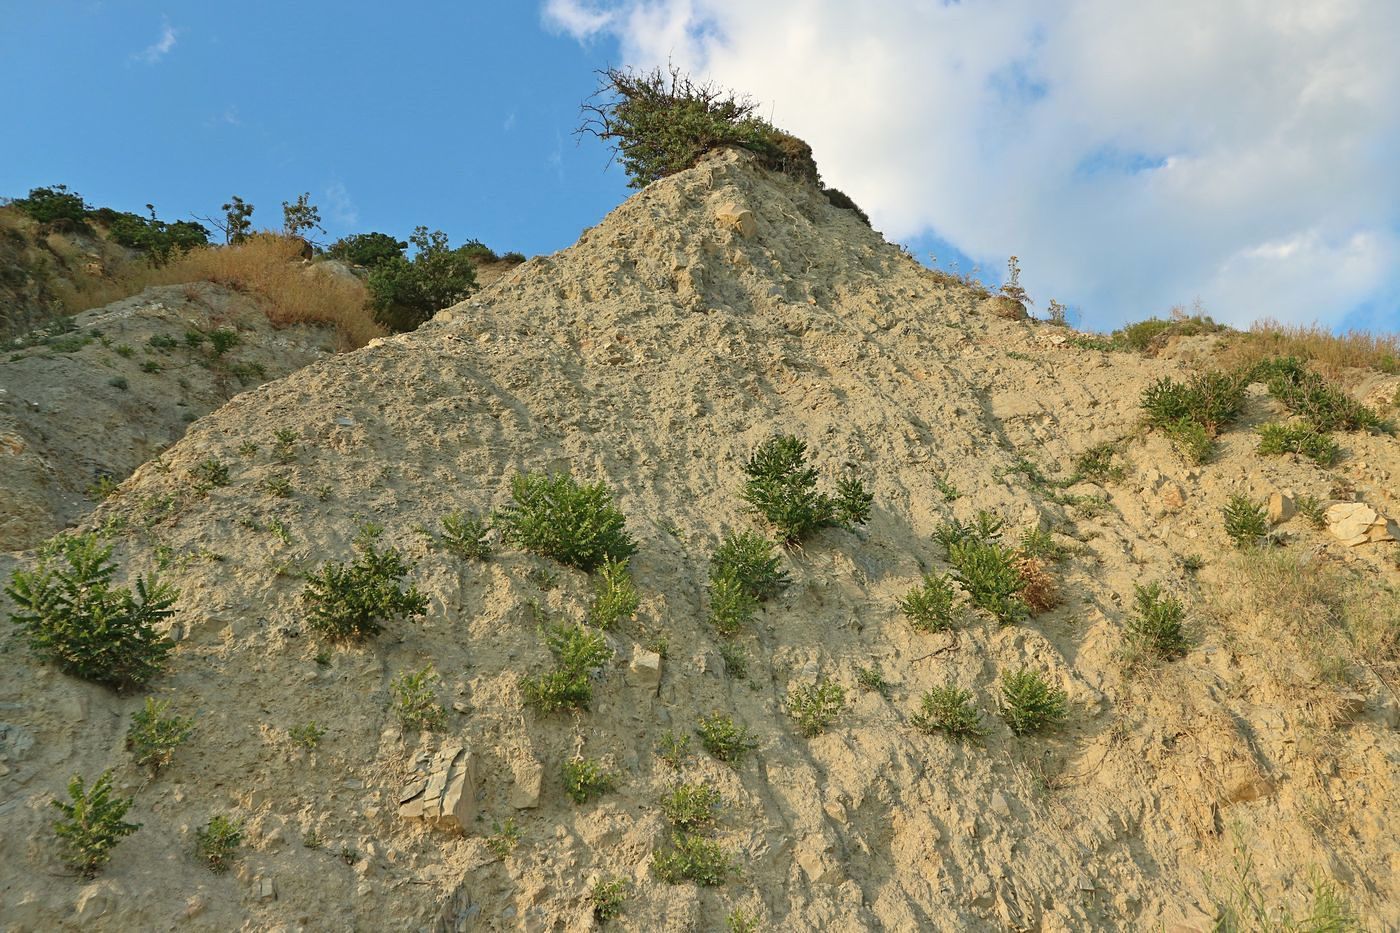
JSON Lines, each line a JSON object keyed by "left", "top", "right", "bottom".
{"left": 391, "top": 665, "right": 446, "bottom": 731}
{"left": 302, "top": 536, "right": 427, "bottom": 640}
{"left": 497, "top": 472, "right": 636, "bottom": 571}
{"left": 1252, "top": 356, "right": 1386, "bottom": 432}
{"left": 785, "top": 679, "right": 846, "bottom": 737}
{"left": 1255, "top": 422, "right": 1338, "bottom": 466}
{"left": 947, "top": 539, "right": 1028, "bottom": 625}
{"left": 587, "top": 559, "right": 640, "bottom": 630}
{"left": 1125, "top": 583, "right": 1189, "bottom": 660}
{"left": 911, "top": 684, "right": 985, "bottom": 738}
{"left": 740, "top": 435, "right": 872, "bottom": 543}
{"left": 999, "top": 668, "right": 1068, "bottom": 735}
{"left": 591, "top": 877, "right": 629, "bottom": 921}
{"left": 366, "top": 227, "right": 478, "bottom": 332}
{"left": 1141, "top": 370, "right": 1247, "bottom": 462}
{"left": 126, "top": 698, "right": 195, "bottom": 775}
{"left": 6, "top": 533, "right": 176, "bottom": 691}
{"left": 51, "top": 770, "right": 139, "bottom": 878}
{"left": 652, "top": 834, "right": 735, "bottom": 886}
{"left": 563, "top": 756, "right": 616, "bottom": 804}
{"left": 521, "top": 621, "right": 611, "bottom": 713}
{"left": 899, "top": 573, "right": 957, "bottom": 633}
{"left": 710, "top": 531, "right": 789, "bottom": 601}
{"left": 662, "top": 782, "right": 722, "bottom": 833}
{"left": 1223, "top": 494, "right": 1270, "bottom": 549}
{"left": 435, "top": 510, "right": 492, "bottom": 561}
{"left": 706, "top": 570, "right": 757, "bottom": 638}
{"left": 196, "top": 815, "right": 243, "bottom": 873}
{"left": 696, "top": 713, "right": 758, "bottom": 765}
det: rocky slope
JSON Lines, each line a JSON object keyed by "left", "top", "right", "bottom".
{"left": 0, "top": 149, "right": 1397, "bottom": 931}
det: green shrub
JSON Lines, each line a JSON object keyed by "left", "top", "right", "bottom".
{"left": 1256, "top": 422, "right": 1339, "bottom": 465}
{"left": 707, "top": 569, "right": 758, "bottom": 637}
{"left": 591, "top": 876, "right": 629, "bottom": 921}
{"left": 947, "top": 539, "right": 1027, "bottom": 625}
{"left": 655, "top": 730, "right": 692, "bottom": 768}
{"left": 821, "top": 187, "right": 871, "bottom": 225}
{"left": 1223, "top": 494, "right": 1270, "bottom": 549}
{"left": 1252, "top": 356, "right": 1385, "bottom": 432}
{"left": 14, "top": 184, "right": 88, "bottom": 225}
{"left": 899, "top": 573, "right": 958, "bottom": 632}
{"left": 485, "top": 818, "right": 520, "bottom": 858}
{"left": 1163, "top": 418, "right": 1215, "bottom": 464}
{"left": 710, "top": 531, "right": 789, "bottom": 601}
{"left": 581, "top": 65, "right": 820, "bottom": 189}
{"left": 727, "top": 908, "right": 762, "bottom": 932}
{"left": 195, "top": 815, "right": 242, "bottom": 873}
{"left": 302, "top": 536, "right": 427, "bottom": 640}
{"left": 718, "top": 640, "right": 748, "bottom": 679}
{"left": 327, "top": 231, "right": 407, "bottom": 268}
{"left": 272, "top": 428, "right": 298, "bottom": 463}
{"left": 192, "top": 458, "right": 230, "bottom": 489}
{"left": 6, "top": 533, "right": 176, "bottom": 691}
{"left": 652, "top": 833, "right": 735, "bottom": 886}
{"left": 1140, "top": 370, "right": 1246, "bottom": 436}
{"left": 433, "top": 510, "right": 492, "bottom": 561}
{"left": 999, "top": 668, "right": 1068, "bottom": 735}
{"left": 786, "top": 679, "right": 846, "bottom": 736}
{"left": 207, "top": 328, "right": 239, "bottom": 357}
{"left": 740, "top": 435, "right": 871, "bottom": 543}
{"left": 587, "top": 558, "right": 639, "bottom": 629}
{"left": 289, "top": 721, "right": 326, "bottom": 749}
{"left": 1112, "top": 314, "right": 1224, "bottom": 353}
{"left": 661, "top": 782, "right": 722, "bottom": 832}
{"left": 126, "top": 698, "right": 194, "bottom": 775}
{"left": 856, "top": 666, "right": 890, "bottom": 696}
{"left": 1125, "top": 583, "right": 1189, "bottom": 660}
{"left": 51, "top": 770, "right": 139, "bottom": 878}
{"left": 521, "top": 621, "right": 611, "bottom": 713}
{"left": 1296, "top": 495, "right": 1328, "bottom": 529}
{"left": 391, "top": 665, "right": 446, "bottom": 731}
{"left": 563, "top": 756, "right": 616, "bottom": 804}
{"left": 104, "top": 205, "right": 208, "bottom": 265}
{"left": 497, "top": 471, "right": 637, "bottom": 571}
{"left": 696, "top": 713, "right": 758, "bottom": 765}
{"left": 935, "top": 510, "right": 1003, "bottom": 551}
{"left": 1072, "top": 443, "right": 1126, "bottom": 484}
{"left": 281, "top": 193, "right": 324, "bottom": 239}
{"left": 366, "top": 227, "right": 478, "bottom": 332}
{"left": 911, "top": 684, "right": 985, "bottom": 738}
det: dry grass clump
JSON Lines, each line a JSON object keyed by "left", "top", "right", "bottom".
{"left": 1217, "top": 318, "right": 1400, "bottom": 383}
{"left": 54, "top": 234, "right": 383, "bottom": 349}
{"left": 1013, "top": 556, "right": 1059, "bottom": 613}
{"left": 1207, "top": 550, "right": 1398, "bottom": 722}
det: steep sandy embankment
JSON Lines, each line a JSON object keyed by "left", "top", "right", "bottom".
{"left": 0, "top": 149, "right": 1396, "bottom": 931}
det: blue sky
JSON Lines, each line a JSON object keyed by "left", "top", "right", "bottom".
{"left": 4, "top": 2, "right": 1396, "bottom": 333}
{"left": 0, "top": 3, "right": 633, "bottom": 259}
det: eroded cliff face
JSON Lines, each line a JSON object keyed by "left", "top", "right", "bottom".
{"left": 1, "top": 149, "right": 1396, "bottom": 932}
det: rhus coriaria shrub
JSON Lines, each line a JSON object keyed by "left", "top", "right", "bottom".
{"left": 497, "top": 471, "right": 637, "bottom": 572}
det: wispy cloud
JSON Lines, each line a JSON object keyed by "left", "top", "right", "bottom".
{"left": 323, "top": 180, "right": 358, "bottom": 226}
{"left": 134, "top": 19, "right": 179, "bottom": 65}
{"left": 546, "top": 0, "right": 1400, "bottom": 330}
{"left": 504, "top": 111, "right": 518, "bottom": 132}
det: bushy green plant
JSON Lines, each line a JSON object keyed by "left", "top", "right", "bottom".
{"left": 999, "top": 668, "right": 1068, "bottom": 735}
{"left": 934, "top": 510, "right": 1003, "bottom": 551}
{"left": 51, "top": 770, "right": 139, "bottom": 878}
{"left": 6, "top": 533, "right": 176, "bottom": 691}
{"left": 661, "top": 782, "right": 722, "bottom": 832}
{"left": 1256, "top": 422, "right": 1339, "bottom": 465}
{"left": 14, "top": 184, "right": 88, "bottom": 224}
{"left": 707, "top": 570, "right": 757, "bottom": 637}
{"left": 433, "top": 510, "right": 492, "bottom": 561}
{"left": 1295, "top": 494, "right": 1328, "bottom": 529}
{"left": 710, "top": 531, "right": 789, "bottom": 601}
{"left": 911, "top": 684, "right": 985, "bottom": 738}
{"left": 366, "top": 227, "right": 478, "bottom": 332}
{"left": 1252, "top": 356, "right": 1385, "bottom": 432}
{"left": 822, "top": 186, "right": 871, "bottom": 225}
{"left": 718, "top": 640, "right": 748, "bottom": 679}
{"left": 591, "top": 876, "right": 629, "bottom": 921}
{"left": 740, "top": 435, "right": 871, "bottom": 543}
{"left": 587, "top": 558, "right": 639, "bottom": 629}
{"left": 207, "top": 328, "right": 239, "bottom": 357}
{"left": 856, "top": 666, "right": 890, "bottom": 696}
{"left": 126, "top": 698, "right": 194, "bottom": 775}
{"left": 655, "top": 730, "right": 692, "bottom": 768}
{"left": 195, "top": 815, "right": 243, "bottom": 873}
{"left": 485, "top": 817, "right": 520, "bottom": 858}
{"left": 563, "top": 756, "right": 616, "bottom": 804}
{"left": 289, "top": 721, "right": 326, "bottom": 749}
{"left": 192, "top": 457, "right": 229, "bottom": 489}
{"left": 521, "top": 621, "right": 611, "bottom": 713}
{"left": 1072, "top": 443, "right": 1126, "bottom": 484}
{"left": 947, "top": 539, "right": 1027, "bottom": 624}
{"left": 327, "top": 231, "right": 406, "bottom": 268}
{"left": 391, "top": 665, "right": 446, "bottom": 731}
{"left": 652, "top": 833, "right": 735, "bottom": 886}
{"left": 302, "top": 536, "right": 427, "bottom": 640}
{"left": 786, "top": 679, "right": 846, "bottom": 736}
{"left": 1124, "top": 583, "right": 1189, "bottom": 660}
{"left": 1140, "top": 371, "right": 1246, "bottom": 436}
{"left": 281, "top": 193, "right": 324, "bottom": 239}
{"left": 105, "top": 205, "right": 208, "bottom": 265}
{"left": 497, "top": 471, "right": 637, "bottom": 571}
{"left": 581, "top": 65, "right": 820, "bottom": 189}
{"left": 899, "top": 573, "right": 958, "bottom": 632}
{"left": 727, "top": 908, "right": 762, "bottom": 932}
{"left": 696, "top": 713, "right": 758, "bottom": 765}
{"left": 1223, "top": 494, "right": 1270, "bottom": 549}
{"left": 1162, "top": 418, "right": 1216, "bottom": 464}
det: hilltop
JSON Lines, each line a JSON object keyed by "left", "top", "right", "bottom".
{"left": 0, "top": 147, "right": 1397, "bottom": 931}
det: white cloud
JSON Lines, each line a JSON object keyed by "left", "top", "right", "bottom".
{"left": 323, "top": 180, "right": 358, "bottom": 227}
{"left": 135, "top": 19, "right": 178, "bottom": 64}
{"left": 544, "top": 0, "right": 1400, "bottom": 329}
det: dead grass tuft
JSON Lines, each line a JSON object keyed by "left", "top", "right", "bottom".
{"left": 1014, "top": 556, "right": 1059, "bottom": 613}
{"left": 54, "top": 233, "right": 383, "bottom": 349}
{"left": 1216, "top": 318, "right": 1400, "bottom": 383}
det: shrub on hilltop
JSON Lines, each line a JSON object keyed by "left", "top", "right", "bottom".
{"left": 366, "top": 226, "right": 478, "bottom": 332}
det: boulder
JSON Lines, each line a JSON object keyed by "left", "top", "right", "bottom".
{"left": 1267, "top": 490, "right": 1295, "bottom": 525}
{"left": 509, "top": 756, "right": 542, "bottom": 809}
{"left": 715, "top": 203, "right": 756, "bottom": 238}
{"left": 626, "top": 645, "right": 663, "bottom": 692}
{"left": 1325, "top": 502, "right": 1399, "bottom": 546}
{"left": 398, "top": 744, "right": 476, "bottom": 831}
{"left": 981, "top": 295, "right": 1028, "bottom": 321}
